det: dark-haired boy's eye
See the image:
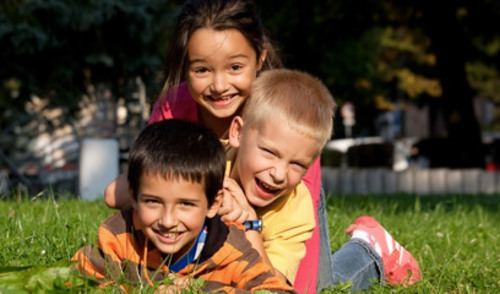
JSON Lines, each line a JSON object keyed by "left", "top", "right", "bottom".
{"left": 143, "top": 198, "right": 160, "bottom": 205}
{"left": 180, "top": 201, "right": 195, "bottom": 207}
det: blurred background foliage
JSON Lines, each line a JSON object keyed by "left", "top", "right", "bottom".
{"left": 0, "top": 0, "right": 180, "bottom": 128}
{"left": 1, "top": 0, "right": 500, "bottom": 167}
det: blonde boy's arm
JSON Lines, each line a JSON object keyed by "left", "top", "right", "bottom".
{"left": 244, "top": 230, "right": 288, "bottom": 281}
{"left": 104, "top": 172, "right": 131, "bottom": 209}
{"left": 260, "top": 183, "right": 316, "bottom": 283}
{"left": 217, "top": 178, "right": 287, "bottom": 280}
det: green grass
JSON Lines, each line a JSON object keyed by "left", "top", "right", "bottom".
{"left": 324, "top": 194, "right": 500, "bottom": 293}
{"left": 1, "top": 192, "right": 499, "bottom": 293}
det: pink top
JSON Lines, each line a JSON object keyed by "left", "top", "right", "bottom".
{"left": 149, "top": 82, "right": 321, "bottom": 293}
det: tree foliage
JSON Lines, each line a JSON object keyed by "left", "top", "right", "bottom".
{"left": 0, "top": 0, "right": 180, "bottom": 128}
{"left": 256, "top": 0, "right": 500, "bottom": 167}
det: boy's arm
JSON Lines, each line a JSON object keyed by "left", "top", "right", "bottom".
{"left": 72, "top": 225, "right": 126, "bottom": 282}
{"left": 104, "top": 172, "right": 131, "bottom": 209}
{"left": 72, "top": 212, "right": 138, "bottom": 284}
{"left": 258, "top": 183, "right": 316, "bottom": 283}
{"left": 218, "top": 178, "right": 312, "bottom": 283}
{"left": 201, "top": 224, "right": 297, "bottom": 294}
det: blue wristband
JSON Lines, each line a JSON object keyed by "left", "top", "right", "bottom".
{"left": 243, "top": 219, "right": 263, "bottom": 232}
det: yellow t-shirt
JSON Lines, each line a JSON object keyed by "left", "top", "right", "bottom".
{"left": 223, "top": 141, "right": 316, "bottom": 283}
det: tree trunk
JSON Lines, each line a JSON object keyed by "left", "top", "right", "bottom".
{"left": 421, "top": 0, "right": 484, "bottom": 168}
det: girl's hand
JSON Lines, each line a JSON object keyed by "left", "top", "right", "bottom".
{"left": 218, "top": 177, "right": 257, "bottom": 223}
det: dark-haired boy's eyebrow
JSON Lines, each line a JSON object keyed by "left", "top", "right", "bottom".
{"left": 179, "top": 197, "right": 203, "bottom": 203}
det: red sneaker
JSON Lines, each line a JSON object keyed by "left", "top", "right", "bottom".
{"left": 345, "top": 216, "right": 421, "bottom": 286}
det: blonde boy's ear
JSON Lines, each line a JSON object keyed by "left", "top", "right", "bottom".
{"left": 228, "top": 116, "right": 244, "bottom": 148}
{"left": 206, "top": 190, "right": 223, "bottom": 218}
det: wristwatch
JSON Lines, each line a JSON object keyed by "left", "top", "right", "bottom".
{"left": 243, "top": 219, "right": 263, "bottom": 232}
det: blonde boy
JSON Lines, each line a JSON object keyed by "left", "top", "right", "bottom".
{"left": 73, "top": 119, "right": 296, "bottom": 293}
{"left": 221, "top": 69, "right": 336, "bottom": 284}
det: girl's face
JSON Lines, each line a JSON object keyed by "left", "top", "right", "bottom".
{"left": 186, "top": 28, "right": 265, "bottom": 120}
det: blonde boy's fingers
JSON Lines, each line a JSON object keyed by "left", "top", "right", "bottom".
{"left": 220, "top": 204, "right": 244, "bottom": 222}
{"left": 218, "top": 189, "right": 233, "bottom": 211}
{"left": 235, "top": 211, "right": 250, "bottom": 223}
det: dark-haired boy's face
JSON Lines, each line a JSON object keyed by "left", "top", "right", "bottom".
{"left": 131, "top": 173, "right": 220, "bottom": 262}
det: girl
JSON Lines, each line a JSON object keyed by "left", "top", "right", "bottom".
{"left": 104, "top": 0, "right": 323, "bottom": 292}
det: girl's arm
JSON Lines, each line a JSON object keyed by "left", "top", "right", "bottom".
{"left": 104, "top": 172, "right": 131, "bottom": 209}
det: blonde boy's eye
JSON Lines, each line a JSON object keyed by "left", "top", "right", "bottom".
{"left": 261, "top": 148, "right": 274, "bottom": 155}
{"left": 292, "top": 162, "right": 307, "bottom": 169}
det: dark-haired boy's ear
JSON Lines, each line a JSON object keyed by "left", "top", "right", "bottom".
{"left": 206, "top": 190, "right": 223, "bottom": 218}
{"left": 129, "top": 187, "right": 138, "bottom": 209}
{"left": 228, "top": 116, "right": 244, "bottom": 148}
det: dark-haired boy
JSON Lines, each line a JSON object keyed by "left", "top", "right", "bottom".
{"left": 73, "top": 119, "right": 296, "bottom": 293}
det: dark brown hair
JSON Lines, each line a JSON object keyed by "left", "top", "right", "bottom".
{"left": 127, "top": 119, "right": 226, "bottom": 206}
{"left": 160, "top": 0, "right": 282, "bottom": 101}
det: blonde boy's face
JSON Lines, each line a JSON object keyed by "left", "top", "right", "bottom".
{"left": 229, "top": 116, "right": 320, "bottom": 207}
{"left": 131, "top": 173, "right": 220, "bottom": 262}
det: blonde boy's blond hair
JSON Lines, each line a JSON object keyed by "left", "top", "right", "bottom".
{"left": 242, "top": 69, "right": 336, "bottom": 152}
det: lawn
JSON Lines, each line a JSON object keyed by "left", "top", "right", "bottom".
{"left": 1, "top": 191, "right": 499, "bottom": 293}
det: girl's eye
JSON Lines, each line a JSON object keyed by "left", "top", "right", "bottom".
{"left": 193, "top": 67, "right": 209, "bottom": 74}
{"left": 230, "top": 64, "right": 243, "bottom": 71}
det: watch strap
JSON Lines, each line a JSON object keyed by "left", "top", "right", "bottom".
{"left": 243, "top": 219, "right": 263, "bottom": 232}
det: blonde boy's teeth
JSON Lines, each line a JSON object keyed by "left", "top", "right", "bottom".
{"left": 258, "top": 179, "right": 277, "bottom": 192}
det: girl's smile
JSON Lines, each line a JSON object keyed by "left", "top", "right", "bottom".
{"left": 186, "top": 28, "right": 264, "bottom": 120}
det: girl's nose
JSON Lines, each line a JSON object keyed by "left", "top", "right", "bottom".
{"left": 211, "top": 73, "right": 228, "bottom": 94}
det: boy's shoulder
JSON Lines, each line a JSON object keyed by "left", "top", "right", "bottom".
{"left": 99, "top": 208, "right": 136, "bottom": 236}
{"left": 259, "top": 181, "right": 312, "bottom": 216}
{"left": 195, "top": 219, "right": 264, "bottom": 269}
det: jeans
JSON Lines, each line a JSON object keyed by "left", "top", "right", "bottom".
{"left": 330, "top": 239, "right": 384, "bottom": 291}
{"left": 316, "top": 188, "right": 384, "bottom": 292}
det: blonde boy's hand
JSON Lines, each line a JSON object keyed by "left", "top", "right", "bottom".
{"left": 219, "top": 177, "right": 257, "bottom": 223}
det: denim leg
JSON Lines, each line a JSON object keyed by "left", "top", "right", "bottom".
{"left": 316, "top": 187, "right": 335, "bottom": 291}
{"left": 331, "top": 238, "right": 385, "bottom": 292}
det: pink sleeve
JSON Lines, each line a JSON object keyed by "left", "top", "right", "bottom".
{"left": 148, "top": 82, "right": 198, "bottom": 124}
{"left": 293, "top": 157, "right": 321, "bottom": 293}
{"left": 301, "top": 158, "right": 321, "bottom": 210}
{"left": 148, "top": 92, "right": 174, "bottom": 124}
